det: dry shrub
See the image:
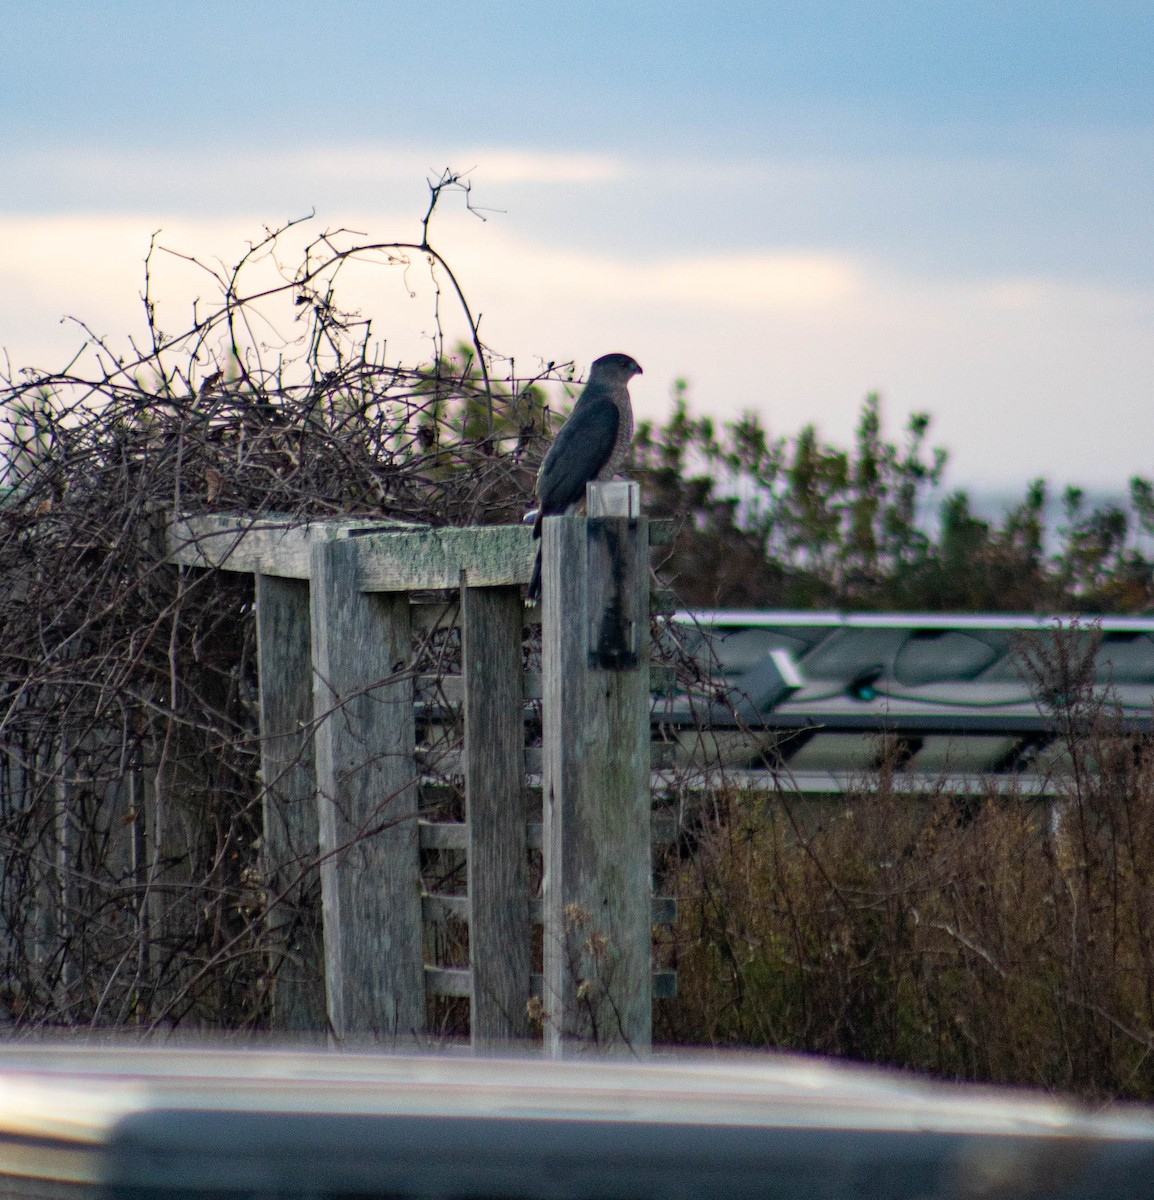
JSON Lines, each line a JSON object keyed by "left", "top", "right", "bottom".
{"left": 661, "top": 628, "right": 1154, "bottom": 1101}
{"left": 0, "top": 183, "right": 564, "bottom": 1030}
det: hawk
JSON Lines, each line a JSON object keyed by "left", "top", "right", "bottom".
{"left": 527, "top": 352, "right": 643, "bottom": 600}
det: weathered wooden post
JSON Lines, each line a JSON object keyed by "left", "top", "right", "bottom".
{"left": 541, "top": 481, "right": 652, "bottom": 1054}
{"left": 174, "top": 512, "right": 671, "bottom": 1049}
{"left": 462, "top": 580, "right": 532, "bottom": 1045}
{"left": 254, "top": 574, "right": 327, "bottom": 1030}
{"left": 309, "top": 538, "right": 424, "bottom": 1040}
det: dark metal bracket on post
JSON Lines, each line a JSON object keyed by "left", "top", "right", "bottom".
{"left": 586, "top": 482, "right": 644, "bottom": 671}
{"left": 587, "top": 518, "right": 641, "bottom": 670}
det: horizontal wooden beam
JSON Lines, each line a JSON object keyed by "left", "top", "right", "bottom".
{"left": 424, "top": 967, "right": 678, "bottom": 1000}
{"left": 424, "top": 966, "right": 472, "bottom": 998}
{"left": 354, "top": 526, "right": 536, "bottom": 591}
{"left": 169, "top": 512, "right": 665, "bottom": 586}
{"left": 527, "top": 895, "right": 675, "bottom": 926}
{"left": 417, "top": 672, "right": 539, "bottom": 705}
{"left": 416, "top": 743, "right": 678, "bottom": 777}
{"left": 417, "top": 820, "right": 469, "bottom": 851}
{"left": 417, "top": 665, "right": 677, "bottom": 706}
{"left": 422, "top": 894, "right": 469, "bottom": 922}
{"left": 422, "top": 892, "right": 676, "bottom": 927}
{"left": 417, "top": 814, "right": 677, "bottom": 852}
{"left": 168, "top": 512, "right": 417, "bottom": 577}
{"left": 168, "top": 513, "right": 536, "bottom": 590}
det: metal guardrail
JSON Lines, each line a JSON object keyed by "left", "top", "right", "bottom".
{"left": 0, "top": 1045, "right": 1153, "bottom": 1199}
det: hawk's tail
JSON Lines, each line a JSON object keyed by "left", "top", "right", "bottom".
{"left": 526, "top": 546, "right": 543, "bottom": 602}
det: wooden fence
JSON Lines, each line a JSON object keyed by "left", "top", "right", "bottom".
{"left": 167, "top": 484, "right": 674, "bottom": 1052}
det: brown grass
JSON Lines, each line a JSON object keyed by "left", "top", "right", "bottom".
{"left": 659, "top": 635, "right": 1154, "bottom": 1101}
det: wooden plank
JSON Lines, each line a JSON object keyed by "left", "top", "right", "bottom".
{"left": 419, "top": 669, "right": 673, "bottom": 708}
{"left": 169, "top": 512, "right": 584, "bottom": 598}
{"left": 417, "top": 743, "right": 675, "bottom": 776}
{"left": 425, "top": 966, "right": 472, "bottom": 998}
{"left": 416, "top": 745, "right": 533, "bottom": 777}
{"left": 419, "top": 782, "right": 540, "bottom": 812}
{"left": 418, "top": 820, "right": 469, "bottom": 851}
{"left": 355, "top": 526, "right": 536, "bottom": 591}
{"left": 310, "top": 539, "right": 424, "bottom": 1040}
{"left": 417, "top": 670, "right": 544, "bottom": 706}
{"left": 529, "top": 896, "right": 676, "bottom": 926}
{"left": 427, "top": 964, "right": 671, "bottom": 1003}
{"left": 419, "top": 818, "right": 672, "bottom": 853}
{"left": 541, "top": 485, "right": 652, "bottom": 1055}
{"left": 413, "top": 600, "right": 542, "bottom": 632}
{"left": 463, "top": 584, "right": 532, "bottom": 1046}
{"left": 168, "top": 513, "right": 414, "bottom": 577}
{"left": 411, "top": 600, "right": 543, "bottom": 632}
{"left": 255, "top": 574, "right": 326, "bottom": 1031}
{"left": 529, "top": 971, "right": 675, "bottom": 1000}
{"left": 586, "top": 480, "right": 640, "bottom": 518}
{"left": 422, "top": 893, "right": 469, "bottom": 922}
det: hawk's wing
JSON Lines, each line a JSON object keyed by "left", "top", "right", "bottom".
{"left": 537, "top": 397, "right": 621, "bottom": 516}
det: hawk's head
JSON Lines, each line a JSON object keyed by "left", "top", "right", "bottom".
{"left": 590, "top": 352, "right": 643, "bottom": 383}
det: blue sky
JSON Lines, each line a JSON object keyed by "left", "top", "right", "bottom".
{"left": 3, "top": 2, "right": 1153, "bottom": 490}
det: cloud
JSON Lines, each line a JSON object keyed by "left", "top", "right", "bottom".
{"left": 0, "top": 211, "right": 865, "bottom": 363}
{"left": 3, "top": 144, "right": 630, "bottom": 219}
{"left": 243, "top": 146, "right": 629, "bottom": 187}
{"left": 436, "top": 224, "right": 864, "bottom": 313}
{"left": 1, "top": 209, "right": 1152, "bottom": 489}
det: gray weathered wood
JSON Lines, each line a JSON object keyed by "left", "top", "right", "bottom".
{"left": 425, "top": 968, "right": 677, "bottom": 1001}
{"left": 462, "top": 584, "right": 532, "bottom": 1046}
{"left": 170, "top": 514, "right": 537, "bottom": 588}
{"left": 417, "top": 815, "right": 675, "bottom": 854}
{"left": 310, "top": 538, "right": 424, "bottom": 1040}
{"left": 415, "top": 740, "right": 676, "bottom": 777}
{"left": 418, "top": 670, "right": 540, "bottom": 706}
{"left": 530, "top": 896, "right": 675, "bottom": 926}
{"left": 418, "top": 820, "right": 470, "bottom": 851}
{"left": 586, "top": 480, "right": 641, "bottom": 518}
{"left": 412, "top": 600, "right": 540, "bottom": 633}
{"left": 166, "top": 511, "right": 665, "bottom": 1048}
{"left": 422, "top": 893, "right": 470, "bottom": 922}
{"left": 168, "top": 513, "right": 416, "bottom": 576}
{"left": 425, "top": 966, "right": 472, "bottom": 997}
{"left": 541, "top": 483, "right": 652, "bottom": 1054}
{"left": 424, "top": 891, "right": 673, "bottom": 928}
{"left": 255, "top": 574, "right": 326, "bottom": 1031}
{"left": 355, "top": 527, "right": 536, "bottom": 590}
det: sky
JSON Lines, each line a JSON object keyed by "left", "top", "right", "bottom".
{"left": 3, "top": 1, "right": 1153, "bottom": 493}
